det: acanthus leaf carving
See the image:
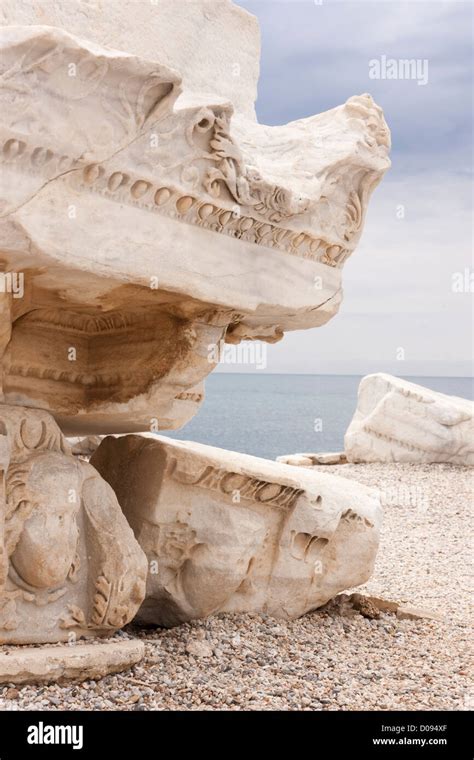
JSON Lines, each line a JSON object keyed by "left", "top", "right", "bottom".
{"left": 0, "top": 404, "right": 147, "bottom": 644}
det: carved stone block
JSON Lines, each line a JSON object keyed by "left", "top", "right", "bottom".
{"left": 0, "top": 8, "right": 390, "bottom": 434}
{"left": 0, "top": 639, "right": 145, "bottom": 685}
{"left": 345, "top": 374, "right": 474, "bottom": 465}
{"left": 91, "top": 435, "right": 382, "bottom": 625}
{"left": 0, "top": 405, "right": 147, "bottom": 644}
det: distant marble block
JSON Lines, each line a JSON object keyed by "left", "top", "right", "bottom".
{"left": 277, "top": 452, "right": 347, "bottom": 466}
{"left": 91, "top": 435, "right": 382, "bottom": 625}
{"left": 345, "top": 374, "right": 474, "bottom": 465}
{"left": 0, "top": 405, "right": 147, "bottom": 644}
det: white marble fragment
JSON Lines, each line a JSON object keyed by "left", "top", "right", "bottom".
{"left": 0, "top": 2, "right": 390, "bottom": 435}
{"left": 91, "top": 435, "right": 382, "bottom": 625}
{"left": 345, "top": 374, "right": 474, "bottom": 465}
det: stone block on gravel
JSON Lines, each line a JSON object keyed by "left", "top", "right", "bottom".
{"left": 345, "top": 374, "right": 474, "bottom": 465}
{"left": 91, "top": 434, "right": 382, "bottom": 625}
{"left": 0, "top": 639, "right": 145, "bottom": 684}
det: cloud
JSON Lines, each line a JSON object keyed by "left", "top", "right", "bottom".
{"left": 221, "top": 171, "right": 473, "bottom": 375}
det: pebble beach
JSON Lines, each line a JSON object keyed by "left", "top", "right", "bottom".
{"left": 1, "top": 463, "right": 471, "bottom": 712}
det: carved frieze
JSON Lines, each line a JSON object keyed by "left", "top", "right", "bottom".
{"left": 0, "top": 405, "right": 147, "bottom": 643}
{"left": 91, "top": 435, "right": 382, "bottom": 625}
{"left": 0, "top": 23, "right": 390, "bottom": 434}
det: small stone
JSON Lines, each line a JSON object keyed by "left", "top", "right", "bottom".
{"left": 276, "top": 454, "right": 313, "bottom": 466}
{"left": 396, "top": 606, "right": 442, "bottom": 622}
{"left": 350, "top": 594, "right": 380, "bottom": 620}
{"left": 185, "top": 640, "right": 213, "bottom": 658}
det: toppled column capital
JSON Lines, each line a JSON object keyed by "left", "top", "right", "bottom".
{"left": 0, "top": 6, "right": 390, "bottom": 434}
{"left": 91, "top": 434, "right": 382, "bottom": 625}
{"left": 0, "top": 404, "right": 147, "bottom": 644}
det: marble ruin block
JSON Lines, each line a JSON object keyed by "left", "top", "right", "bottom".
{"left": 345, "top": 374, "right": 474, "bottom": 466}
{"left": 0, "top": 405, "right": 147, "bottom": 644}
{"left": 0, "top": 2, "right": 390, "bottom": 435}
{"left": 0, "top": 2, "right": 392, "bottom": 648}
{"left": 91, "top": 435, "right": 382, "bottom": 625}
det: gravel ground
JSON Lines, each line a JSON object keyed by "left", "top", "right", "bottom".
{"left": 0, "top": 463, "right": 472, "bottom": 711}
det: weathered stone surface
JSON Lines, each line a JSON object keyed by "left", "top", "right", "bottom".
{"left": 0, "top": 2, "right": 390, "bottom": 435}
{"left": 0, "top": 404, "right": 147, "bottom": 644}
{"left": 91, "top": 434, "right": 382, "bottom": 625}
{"left": 345, "top": 374, "right": 474, "bottom": 465}
{"left": 0, "top": 639, "right": 145, "bottom": 684}
{"left": 68, "top": 435, "right": 104, "bottom": 458}
{"left": 0, "top": 0, "right": 260, "bottom": 120}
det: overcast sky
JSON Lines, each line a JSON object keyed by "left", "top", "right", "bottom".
{"left": 222, "top": 0, "right": 473, "bottom": 377}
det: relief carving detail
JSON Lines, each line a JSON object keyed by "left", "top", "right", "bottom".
{"left": 0, "top": 405, "right": 147, "bottom": 644}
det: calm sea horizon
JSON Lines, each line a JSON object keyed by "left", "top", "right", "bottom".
{"left": 165, "top": 374, "right": 474, "bottom": 461}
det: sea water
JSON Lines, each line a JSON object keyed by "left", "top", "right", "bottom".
{"left": 165, "top": 374, "right": 474, "bottom": 461}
